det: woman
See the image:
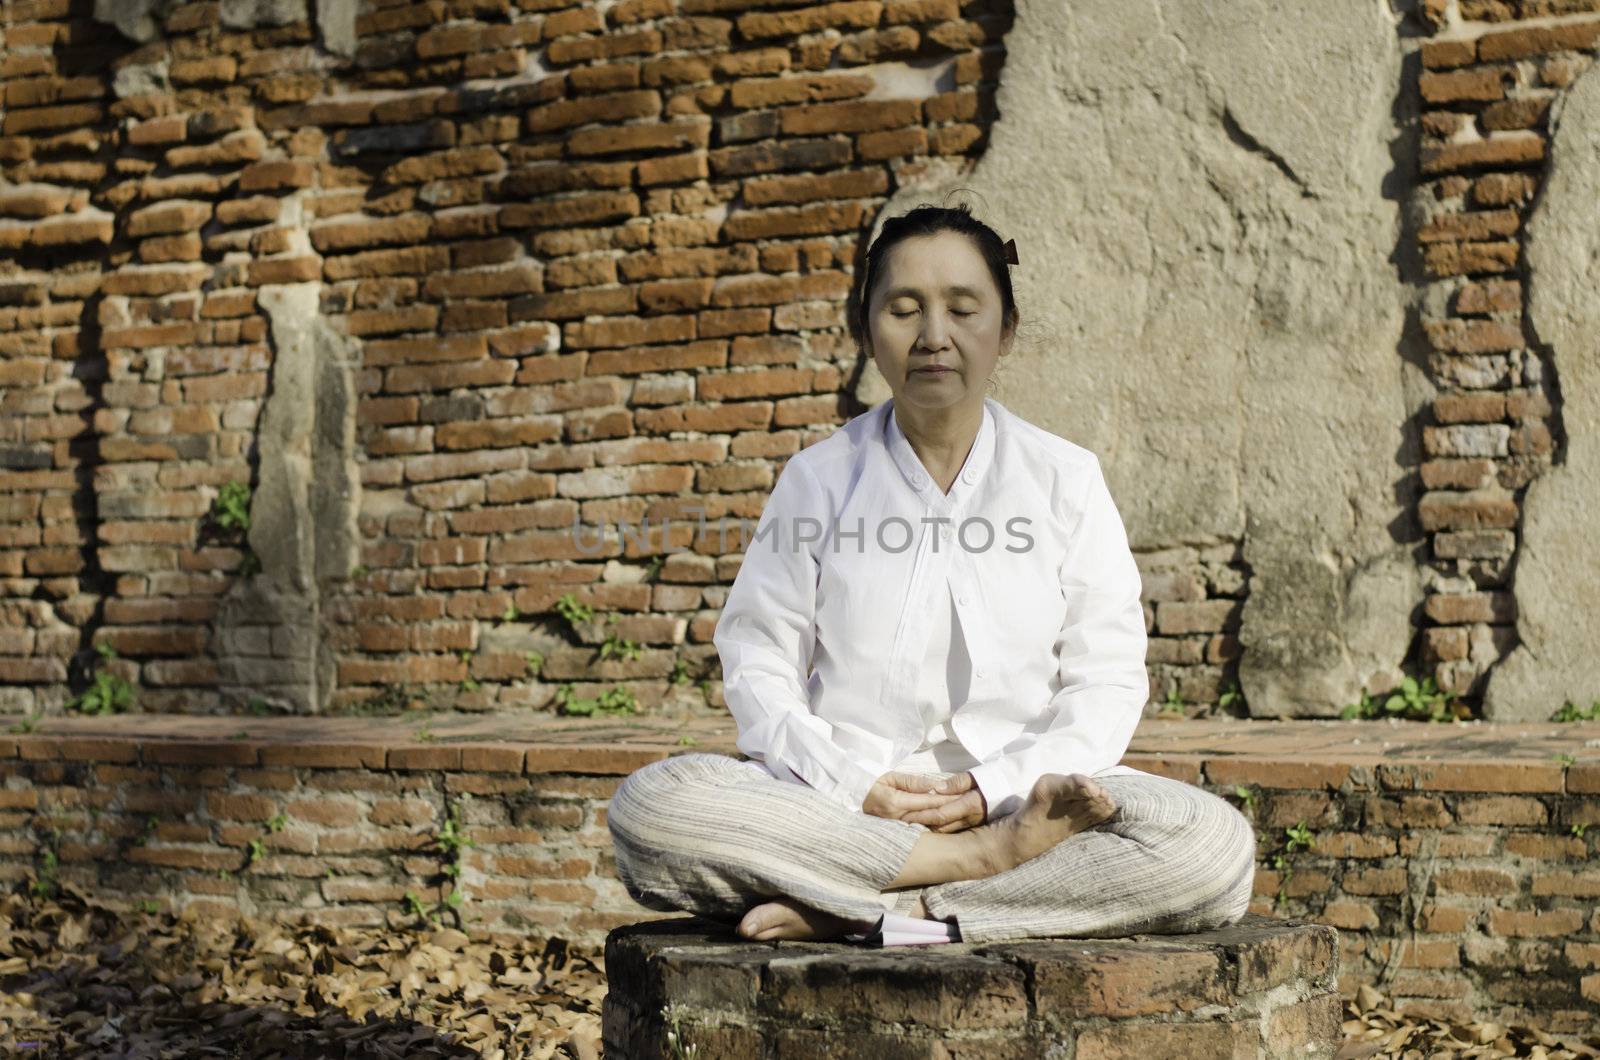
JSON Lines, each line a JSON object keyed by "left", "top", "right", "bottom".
{"left": 606, "top": 204, "right": 1257, "bottom": 946}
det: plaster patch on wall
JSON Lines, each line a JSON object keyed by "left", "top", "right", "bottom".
{"left": 868, "top": 0, "right": 1418, "bottom": 716}
{"left": 1482, "top": 65, "right": 1600, "bottom": 722}
{"left": 213, "top": 283, "right": 360, "bottom": 713}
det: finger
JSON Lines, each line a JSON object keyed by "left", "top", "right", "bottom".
{"left": 895, "top": 791, "right": 961, "bottom": 815}
{"left": 903, "top": 801, "right": 963, "bottom": 828}
{"left": 934, "top": 773, "right": 974, "bottom": 795}
{"left": 888, "top": 772, "right": 941, "bottom": 794}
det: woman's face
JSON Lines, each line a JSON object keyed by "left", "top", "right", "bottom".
{"left": 864, "top": 229, "right": 1012, "bottom": 414}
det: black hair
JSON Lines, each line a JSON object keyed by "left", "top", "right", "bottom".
{"left": 847, "top": 201, "right": 1019, "bottom": 357}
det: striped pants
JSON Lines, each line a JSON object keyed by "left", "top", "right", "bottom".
{"left": 606, "top": 753, "right": 1258, "bottom": 945}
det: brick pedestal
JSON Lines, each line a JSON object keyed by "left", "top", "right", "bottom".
{"left": 602, "top": 912, "right": 1340, "bottom": 1059}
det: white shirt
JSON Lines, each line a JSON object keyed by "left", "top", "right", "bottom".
{"left": 714, "top": 396, "right": 1151, "bottom": 822}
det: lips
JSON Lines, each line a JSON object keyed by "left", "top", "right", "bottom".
{"left": 914, "top": 365, "right": 953, "bottom": 374}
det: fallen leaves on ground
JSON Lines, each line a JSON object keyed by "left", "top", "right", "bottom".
{"left": 0, "top": 886, "right": 605, "bottom": 1059}
{"left": 3, "top": 887, "right": 1596, "bottom": 1058}
{"left": 1336, "top": 983, "right": 1600, "bottom": 1060}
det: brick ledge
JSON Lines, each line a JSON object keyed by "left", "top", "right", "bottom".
{"left": 2, "top": 715, "right": 1596, "bottom": 790}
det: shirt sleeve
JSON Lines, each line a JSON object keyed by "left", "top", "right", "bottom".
{"left": 966, "top": 455, "right": 1149, "bottom": 821}
{"left": 713, "top": 455, "right": 886, "bottom": 813}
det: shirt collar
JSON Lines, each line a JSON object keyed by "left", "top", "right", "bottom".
{"left": 881, "top": 396, "right": 996, "bottom": 502}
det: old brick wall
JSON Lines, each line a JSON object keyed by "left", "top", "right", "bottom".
{"left": 1, "top": 716, "right": 1597, "bottom": 1030}
{"left": 1412, "top": 3, "right": 1594, "bottom": 711}
{"left": 0, "top": 0, "right": 1596, "bottom": 720}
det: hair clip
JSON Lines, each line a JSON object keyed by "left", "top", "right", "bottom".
{"left": 1002, "top": 237, "right": 1018, "bottom": 266}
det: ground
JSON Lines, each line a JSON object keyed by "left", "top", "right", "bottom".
{"left": 1, "top": 889, "right": 1593, "bottom": 1058}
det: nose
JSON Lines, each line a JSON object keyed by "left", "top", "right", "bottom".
{"left": 917, "top": 311, "right": 950, "bottom": 351}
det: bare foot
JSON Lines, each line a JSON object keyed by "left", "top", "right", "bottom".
{"left": 972, "top": 773, "right": 1117, "bottom": 876}
{"left": 736, "top": 897, "right": 871, "bottom": 942}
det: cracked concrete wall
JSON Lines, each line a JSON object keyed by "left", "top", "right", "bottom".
{"left": 214, "top": 277, "right": 360, "bottom": 713}
{"left": 865, "top": 0, "right": 1420, "bottom": 716}
{"left": 1482, "top": 66, "right": 1600, "bottom": 722}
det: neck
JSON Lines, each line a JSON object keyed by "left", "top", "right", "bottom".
{"left": 893, "top": 397, "right": 984, "bottom": 488}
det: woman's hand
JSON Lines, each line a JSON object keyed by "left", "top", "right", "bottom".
{"left": 900, "top": 772, "right": 987, "bottom": 833}
{"left": 862, "top": 771, "right": 966, "bottom": 823}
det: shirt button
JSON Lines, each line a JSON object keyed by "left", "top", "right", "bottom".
{"left": 962, "top": 469, "right": 977, "bottom": 484}
{"left": 975, "top": 667, "right": 986, "bottom": 679}
{"left": 956, "top": 593, "right": 968, "bottom": 606}
{"left": 912, "top": 474, "right": 926, "bottom": 488}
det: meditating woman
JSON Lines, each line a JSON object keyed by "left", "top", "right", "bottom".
{"left": 606, "top": 203, "right": 1258, "bottom": 946}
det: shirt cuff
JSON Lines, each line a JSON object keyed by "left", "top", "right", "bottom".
{"left": 967, "top": 760, "right": 1024, "bottom": 822}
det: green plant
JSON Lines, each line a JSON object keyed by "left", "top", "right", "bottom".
{"left": 677, "top": 734, "right": 698, "bottom": 747}
{"left": 217, "top": 868, "right": 231, "bottom": 880}
{"left": 138, "top": 898, "right": 160, "bottom": 915}
{"left": 643, "top": 555, "right": 665, "bottom": 582}
{"left": 669, "top": 658, "right": 691, "bottom": 686}
{"left": 244, "top": 813, "right": 286, "bottom": 870}
{"left": 554, "top": 592, "right": 593, "bottom": 630}
{"left": 1271, "top": 819, "right": 1315, "bottom": 908}
{"left": 554, "top": 683, "right": 637, "bottom": 717}
{"left": 1218, "top": 681, "right": 1242, "bottom": 710}
{"left": 349, "top": 564, "right": 370, "bottom": 580}
{"left": 415, "top": 724, "right": 436, "bottom": 742}
{"left": 212, "top": 481, "right": 251, "bottom": 532}
{"left": 28, "top": 826, "right": 61, "bottom": 900}
{"left": 524, "top": 650, "right": 544, "bottom": 677}
{"left": 663, "top": 1004, "right": 698, "bottom": 1060}
{"left": 458, "top": 650, "right": 480, "bottom": 693}
{"left": 67, "top": 643, "right": 136, "bottom": 715}
{"left": 1156, "top": 685, "right": 1184, "bottom": 718}
{"left": 230, "top": 729, "right": 251, "bottom": 740}
{"left": 501, "top": 602, "right": 521, "bottom": 623}
{"left": 133, "top": 815, "right": 159, "bottom": 847}
{"left": 1552, "top": 752, "right": 1577, "bottom": 767}
{"left": 247, "top": 697, "right": 272, "bottom": 716}
{"left": 402, "top": 806, "right": 476, "bottom": 928}
{"left": 7, "top": 708, "right": 43, "bottom": 734}
{"left": 1341, "top": 676, "right": 1464, "bottom": 723}
{"left": 598, "top": 621, "right": 642, "bottom": 662}
{"left": 1572, "top": 823, "right": 1589, "bottom": 838}
{"left": 1553, "top": 699, "right": 1600, "bottom": 722}
{"left": 1233, "top": 785, "right": 1258, "bottom": 814}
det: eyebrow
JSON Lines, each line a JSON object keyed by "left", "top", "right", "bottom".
{"left": 880, "top": 285, "right": 985, "bottom": 301}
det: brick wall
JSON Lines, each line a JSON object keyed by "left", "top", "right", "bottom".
{"left": 1, "top": 716, "right": 1597, "bottom": 1030}
{"left": 0, "top": 0, "right": 1597, "bottom": 719}
{"left": 1413, "top": 2, "right": 1595, "bottom": 697}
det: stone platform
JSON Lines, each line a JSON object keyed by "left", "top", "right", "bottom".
{"left": 602, "top": 913, "right": 1341, "bottom": 1059}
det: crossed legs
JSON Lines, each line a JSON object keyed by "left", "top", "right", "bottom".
{"left": 605, "top": 753, "right": 1256, "bottom": 947}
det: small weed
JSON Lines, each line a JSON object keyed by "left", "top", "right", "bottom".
{"left": 401, "top": 807, "right": 476, "bottom": 928}
{"left": 1552, "top": 752, "right": 1577, "bottom": 767}
{"left": 212, "top": 481, "right": 251, "bottom": 532}
{"left": 28, "top": 826, "right": 61, "bottom": 900}
{"left": 349, "top": 564, "right": 371, "bottom": 580}
{"left": 7, "top": 708, "right": 43, "bottom": 734}
{"left": 1156, "top": 685, "right": 1185, "bottom": 718}
{"left": 501, "top": 602, "right": 520, "bottom": 623}
{"left": 133, "top": 815, "right": 159, "bottom": 847}
{"left": 598, "top": 620, "right": 642, "bottom": 663}
{"left": 217, "top": 868, "right": 231, "bottom": 881}
{"left": 1572, "top": 823, "right": 1589, "bottom": 838}
{"left": 230, "top": 729, "right": 251, "bottom": 740}
{"left": 1553, "top": 699, "right": 1600, "bottom": 722}
{"left": 554, "top": 592, "right": 593, "bottom": 630}
{"left": 669, "top": 658, "right": 691, "bottom": 686}
{"left": 677, "top": 734, "right": 698, "bottom": 747}
{"left": 663, "top": 1004, "right": 698, "bottom": 1060}
{"left": 1218, "top": 681, "right": 1242, "bottom": 710}
{"left": 555, "top": 683, "right": 637, "bottom": 717}
{"left": 67, "top": 643, "right": 136, "bottom": 715}
{"left": 1233, "top": 785, "right": 1258, "bottom": 814}
{"left": 643, "top": 555, "right": 665, "bottom": 582}
{"left": 247, "top": 697, "right": 272, "bottom": 716}
{"left": 1342, "top": 676, "right": 1465, "bottom": 723}
{"left": 1271, "top": 819, "right": 1315, "bottom": 909}
{"left": 524, "top": 651, "right": 545, "bottom": 677}
{"left": 415, "top": 724, "right": 436, "bottom": 743}
{"left": 458, "top": 650, "right": 480, "bottom": 693}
